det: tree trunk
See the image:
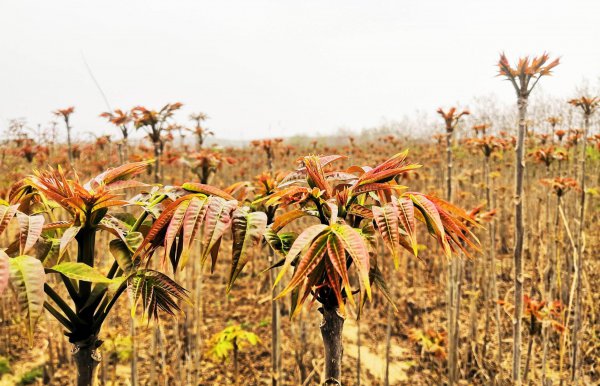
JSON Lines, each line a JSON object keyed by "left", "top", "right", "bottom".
{"left": 270, "top": 273, "right": 281, "bottom": 385}
{"left": 444, "top": 127, "right": 462, "bottom": 385}
{"left": 485, "top": 154, "right": 503, "bottom": 370}
{"left": 320, "top": 305, "right": 344, "bottom": 386}
{"left": 523, "top": 317, "right": 535, "bottom": 382}
{"left": 73, "top": 338, "right": 101, "bottom": 386}
{"left": 512, "top": 94, "right": 528, "bottom": 385}
{"left": 384, "top": 303, "right": 392, "bottom": 386}
{"left": 571, "top": 114, "right": 589, "bottom": 382}
{"left": 447, "top": 257, "right": 463, "bottom": 385}
{"left": 233, "top": 338, "right": 239, "bottom": 386}
{"left": 131, "top": 317, "right": 138, "bottom": 386}
{"left": 445, "top": 131, "right": 453, "bottom": 202}
{"left": 153, "top": 140, "right": 162, "bottom": 184}
{"left": 295, "top": 308, "right": 308, "bottom": 384}
{"left": 356, "top": 314, "right": 361, "bottom": 386}
{"left": 117, "top": 142, "right": 124, "bottom": 165}
{"left": 268, "top": 248, "right": 282, "bottom": 386}
{"left": 541, "top": 166, "right": 554, "bottom": 385}
{"left": 123, "top": 134, "right": 129, "bottom": 163}
{"left": 66, "top": 121, "right": 73, "bottom": 165}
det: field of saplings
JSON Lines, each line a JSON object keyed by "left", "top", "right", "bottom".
{"left": 0, "top": 55, "right": 598, "bottom": 385}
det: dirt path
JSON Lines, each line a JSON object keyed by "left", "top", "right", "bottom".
{"left": 343, "top": 319, "right": 414, "bottom": 385}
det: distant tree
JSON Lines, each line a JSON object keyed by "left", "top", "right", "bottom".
{"left": 53, "top": 107, "right": 76, "bottom": 164}
{"left": 100, "top": 109, "right": 133, "bottom": 163}
{"left": 497, "top": 52, "right": 559, "bottom": 385}
{"left": 132, "top": 103, "right": 183, "bottom": 182}
{"left": 189, "top": 112, "right": 213, "bottom": 150}
{"left": 436, "top": 106, "right": 469, "bottom": 385}
{"left": 566, "top": 95, "right": 598, "bottom": 382}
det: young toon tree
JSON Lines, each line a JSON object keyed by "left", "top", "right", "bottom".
{"left": 0, "top": 162, "right": 268, "bottom": 386}
{"left": 188, "top": 150, "right": 236, "bottom": 185}
{"left": 132, "top": 103, "right": 183, "bottom": 183}
{"left": 437, "top": 107, "right": 470, "bottom": 202}
{"left": 207, "top": 324, "right": 261, "bottom": 386}
{"left": 497, "top": 52, "right": 559, "bottom": 385}
{"left": 264, "top": 152, "right": 480, "bottom": 385}
{"left": 53, "top": 107, "right": 76, "bottom": 165}
{"left": 189, "top": 112, "right": 213, "bottom": 151}
{"left": 99, "top": 109, "right": 134, "bottom": 164}
{"left": 436, "top": 106, "right": 469, "bottom": 385}
{"left": 566, "top": 95, "right": 598, "bottom": 382}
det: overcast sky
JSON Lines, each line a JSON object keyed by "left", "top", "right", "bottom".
{"left": 1, "top": 0, "right": 598, "bottom": 141}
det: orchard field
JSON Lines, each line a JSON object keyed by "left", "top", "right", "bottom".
{"left": 0, "top": 55, "right": 598, "bottom": 386}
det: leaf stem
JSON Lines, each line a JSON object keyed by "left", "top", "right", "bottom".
{"left": 44, "top": 283, "right": 85, "bottom": 326}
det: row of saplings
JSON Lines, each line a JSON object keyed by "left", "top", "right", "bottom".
{"left": 0, "top": 150, "right": 479, "bottom": 386}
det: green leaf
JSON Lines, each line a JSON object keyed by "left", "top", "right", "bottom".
{"left": 264, "top": 228, "right": 297, "bottom": 259}
{"left": 8, "top": 255, "right": 46, "bottom": 345}
{"left": 125, "top": 231, "right": 143, "bottom": 251}
{"left": 40, "top": 237, "right": 60, "bottom": 265}
{"left": 82, "top": 276, "right": 128, "bottom": 313}
{"left": 370, "top": 264, "right": 398, "bottom": 312}
{"left": 50, "top": 262, "right": 113, "bottom": 283}
{"left": 109, "top": 239, "right": 135, "bottom": 273}
{"left": 58, "top": 226, "right": 81, "bottom": 261}
{"left": 228, "top": 208, "right": 267, "bottom": 292}
{"left": 110, "top": 212, "right": 138, "bottom": 226}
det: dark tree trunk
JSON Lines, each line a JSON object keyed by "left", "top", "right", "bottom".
{"left": 73, "top": 338, "right": 101, "bottom": 386}
{"left": 233, "top": 338, "right": 239, "bottom": 386}
{"left": 320, "top": 305, "right": 344, "bottom": 386}
{"left": 122, "top": 130, "right": 129, "bottom": 163}
{"left": 153, "top": 139, "right": 162, "bottom": 184}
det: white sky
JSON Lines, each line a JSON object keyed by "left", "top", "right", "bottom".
{"left": 1, "top": 0, "right": 598, "bottom": 141}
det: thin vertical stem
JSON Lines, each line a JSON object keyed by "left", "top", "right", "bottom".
{"left": 384, "top": 303, "right": 392, "bottom": 386}
{"left": 571, "top": 114, "right": 589, "bottom": 381}
{"left": 512, "top": 95, "right": 528, "bottom": 385}
{"left": 270, "top": 257, "right": 282, "bottom": 386}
